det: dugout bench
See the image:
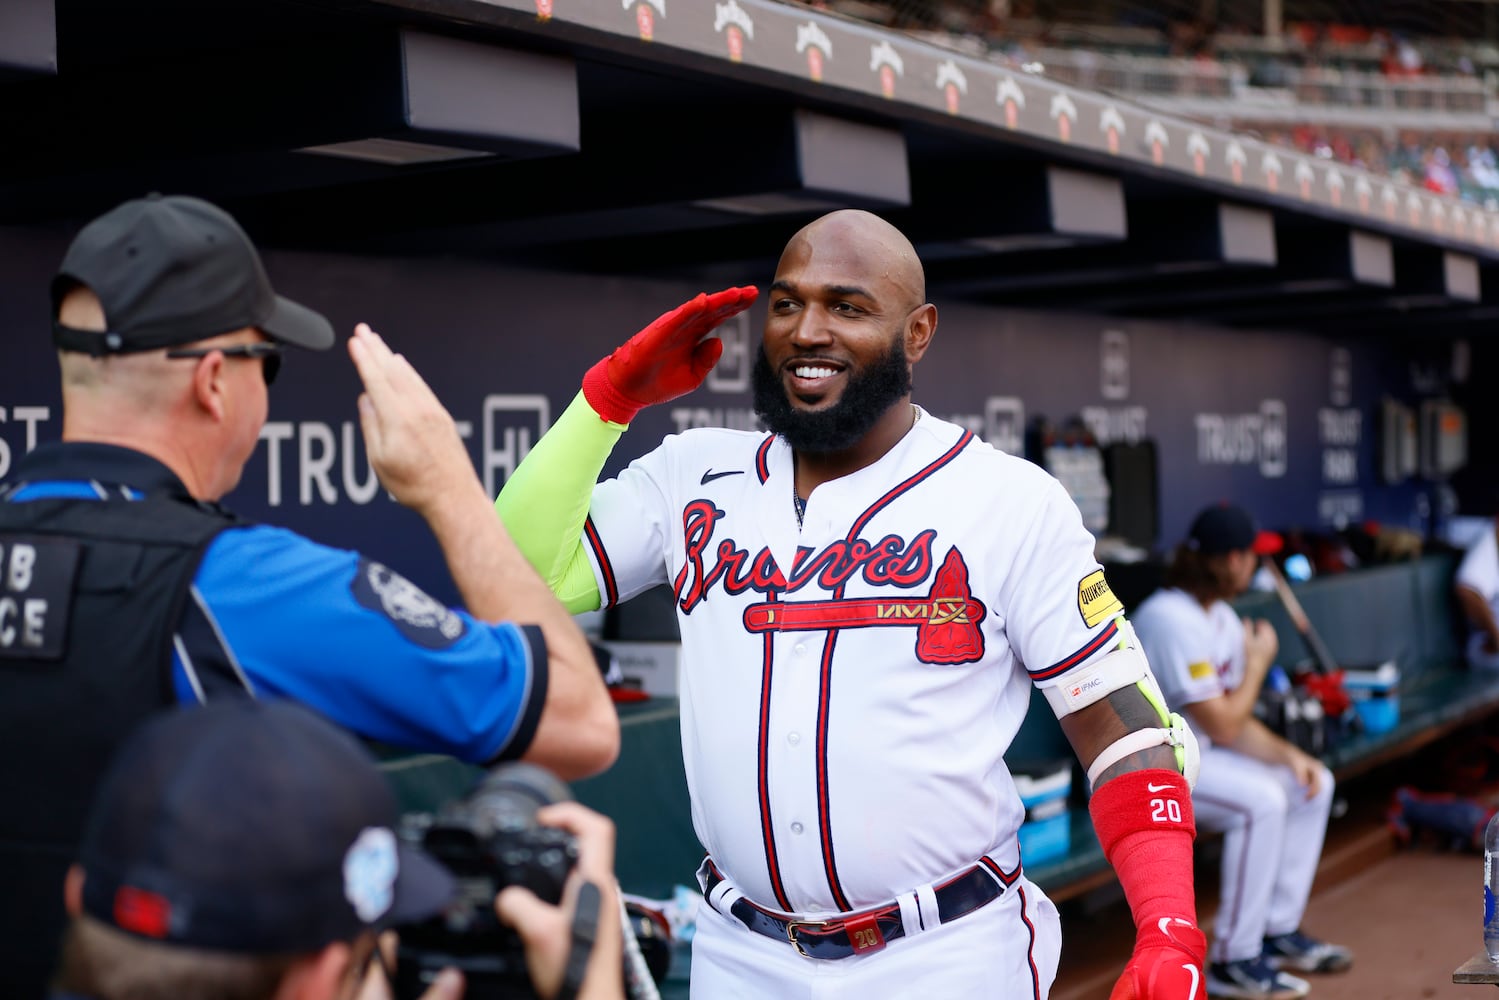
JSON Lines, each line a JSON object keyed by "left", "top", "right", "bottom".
{"left": 1011, "top": 549, "right": 1499, "bottom": 903}
{"left": 374, "top": 551, "right": 1499, "bottom": 921}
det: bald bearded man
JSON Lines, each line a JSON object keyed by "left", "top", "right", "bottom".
{"left": 495, "top": 210, "right": 1206, "bottom": 998}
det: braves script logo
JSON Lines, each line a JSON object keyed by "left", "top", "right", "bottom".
{"left": 673, "top": 502, "right": 983, "bottom": 664}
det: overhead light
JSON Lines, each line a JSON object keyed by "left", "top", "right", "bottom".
{"left": 692, "top": 193, "right": 848, "bottom": 216}
{"left": 296, "top": 137, "right": 497, "bottom": 166}
{"left": 962, "top": 234, "right": 1087, "bottom": 253}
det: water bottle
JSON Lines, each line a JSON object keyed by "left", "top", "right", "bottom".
{"left": 1485, "top": 811, "right": 1499, "bottom": 962}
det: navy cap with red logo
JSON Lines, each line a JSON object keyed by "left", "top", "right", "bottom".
{"left": 1186, "top": 503, "right": 1283, "bottom": 557}
{"left": 77, "top": 700, "right": 455, "bottom": 954}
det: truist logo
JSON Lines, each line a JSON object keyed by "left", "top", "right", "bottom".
{"left": 715, "top": 1, "right": 752, "bottom": 62}
{"left": 624, "top": 0, "right": 664, "bottom": 41}
{"left": 797, "top": 22, "right": 831, "bottom": 81}
{"left": 870, "top": 40, "right": 903, "bottom": 98}
{"left": 937, "top": 59, "right": 966, "bottom": 115}
{"left": 673, "top": 500, "right": 935, "bottom": 610}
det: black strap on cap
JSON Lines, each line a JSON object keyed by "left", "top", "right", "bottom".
{"left": 52, "top": 321, "right": 185, "bottom": 356}
{"left": 51, "top": 320, "right": 238, "bottom": 356}
{"left": 556, "top": 881, "right": 603, "bottom": 1000}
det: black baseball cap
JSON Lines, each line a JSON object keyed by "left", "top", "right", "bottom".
{"left": 51, "top": 193, "right": 334, "bottom": 356}
{"left": 78, "top": 700, "right": 455, "bottom": 954}
{"left": 1186, "top": 503, "right": 1283, "bottom": 556}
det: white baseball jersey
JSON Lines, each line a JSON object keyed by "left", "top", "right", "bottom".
{"left": 1457, "top": 522, "right": 1499, "bottom": 669}
{"left": 1128, "top": 588, "right": 1243, "bottom": 750}
{"left": 582, "top": 409, "right": 1128, "bottom": 916}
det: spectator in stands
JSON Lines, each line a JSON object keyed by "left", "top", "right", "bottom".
{"left": 1131, "top": 503, "right": 1353, "bottom": 1000}
{"left": 0, "top": 193, "right": 618, "bottom": 999}
{"left": 50, "top": 699, "right": 625, "bottom": 1000}
{"left": 1455, "top": 515, "right": 1499, "bottom": 671}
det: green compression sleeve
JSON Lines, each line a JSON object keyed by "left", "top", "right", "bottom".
{"left": 494, "top": 390, "right": 626, "bottom": 614}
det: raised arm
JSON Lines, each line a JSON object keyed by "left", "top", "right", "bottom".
{"left": 348, "top": 323, "right": 616, "bottom": 780}
{"left": 495, "top": 286, "right": 759, "bottom": 614}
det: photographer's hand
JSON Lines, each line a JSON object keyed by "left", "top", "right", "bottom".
{"left": 353, "top": 933, "right": 464, "bottom": 1000}
{"left": 495, "top": 803, "right": 624, "bottom": 1000}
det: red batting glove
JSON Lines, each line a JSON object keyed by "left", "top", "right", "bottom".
{"left": 582, "top": 286, "right": 760, "bottom": 424}
{"left": 1109, "top": 916, "right": 1207, "bottom": 1000}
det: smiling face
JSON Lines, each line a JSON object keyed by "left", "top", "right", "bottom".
{"left": 753, "top": 211, "right": 934, "bottom": 455}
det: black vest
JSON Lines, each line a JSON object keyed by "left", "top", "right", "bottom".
{"left": 0, "top": 491, "right": 241, "bottom": 1000}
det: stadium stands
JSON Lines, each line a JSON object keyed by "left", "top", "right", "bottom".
{"left": 804, "top": 1, "right": 1499, "bottom": 201}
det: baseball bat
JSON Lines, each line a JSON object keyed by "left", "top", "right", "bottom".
{"left": 1261, "top": 555, "right": 1340, "bottom": 676}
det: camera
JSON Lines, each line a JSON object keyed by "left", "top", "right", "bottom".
{"left": 392, "top": 762, "right": 579, "bottom": 1000}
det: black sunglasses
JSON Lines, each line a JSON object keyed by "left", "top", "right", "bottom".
{"left": 165, "top": 343, "right": 283, "bottom": 386}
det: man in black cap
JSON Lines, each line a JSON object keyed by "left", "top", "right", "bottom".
{"left": 50, "top": 699, "right": 625, "bottom": 1000}
{"left": 0, "top": 194, "right": 619, "bottom": 997}
{"left": 1131, "top": 504, "right": 1351, "bottom": 1000}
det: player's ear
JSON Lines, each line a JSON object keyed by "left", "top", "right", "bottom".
{"left": 904, "top": 303, "right": 937, "bottom": 362}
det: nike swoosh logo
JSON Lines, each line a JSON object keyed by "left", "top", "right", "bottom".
{"left": 1158, "top": 916, "right": 1193, "bottom": 936}
{"left": 1147, "top": 782, "right": 1174, "bottom": 793}
{"left": 700, "top": 469, "right": 745, "bottom": 485}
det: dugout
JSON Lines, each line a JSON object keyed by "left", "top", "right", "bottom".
{"left": 3, "top": 0, "right": 1497, "bottom": 945}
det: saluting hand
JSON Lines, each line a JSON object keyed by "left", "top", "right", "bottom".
{"left": 582, "top": 286, "right": 759, "bottom": 425}
{"left": 347, "top": 323, "right": 483, "bottom": 517}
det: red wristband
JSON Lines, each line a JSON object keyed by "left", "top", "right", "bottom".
{"left": 582, "top": 360, "right": 645, "bottom": 425}
{"left": 1089, "top": 769, "right": 1198, "bottom": 930}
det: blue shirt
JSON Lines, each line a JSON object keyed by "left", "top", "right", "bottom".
{"left": 3, "top": 442, "right": 546, "bottom": 763}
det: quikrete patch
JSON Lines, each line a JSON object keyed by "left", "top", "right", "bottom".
{"left": 0, "top": 536, "right": 81, "bottom": 659}
{"left": 1076, "top": 569, "right": 1123, "bottom": 628}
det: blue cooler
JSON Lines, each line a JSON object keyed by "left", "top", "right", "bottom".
{"left": 1013, "top": 760, "right": 1073, "bottom": 864}
{"left": 1343, "top": 660, "right": 1400, "bottom": 734}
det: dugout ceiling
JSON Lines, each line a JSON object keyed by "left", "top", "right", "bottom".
{"left": 3, "top": 0, "right": 1498, "bottom": 336}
